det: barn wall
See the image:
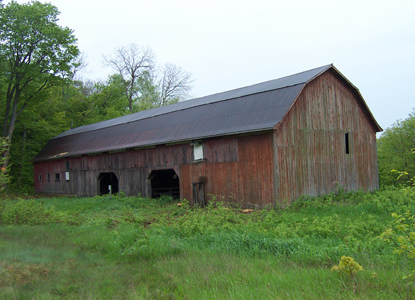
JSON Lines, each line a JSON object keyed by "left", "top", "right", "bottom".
{"left": 181, "top": 133, "right": 274, "bottom": 208}
{"left": 34, "top": 133, "right": 274, "bottom": 207}
{"left": 274, "top": 70, "right": 379, "bottom": 205}
{"left": 34, "top": 143, "right": 192, "bottom": 197}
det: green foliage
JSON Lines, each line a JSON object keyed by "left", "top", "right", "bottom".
{"left": 0, "top": 0, "right": 79, "bottom": 191}
{"left": 87, "top": 74, "right": 129, "bottom": 123}
{"left": 330, "top": 256, "right": 365, "bottom": 294}
{"left": 378, "top": 109, "right": 415, "bottom": 186}
{"left": 1, "top": 189, "right": 415, "bottom": 298}
{"left": 0, "top": 0, "right": 79, "bottom": 129}
{"left": 391, "top": 148, "right": 415, "bottom": 189}
{"left": 380, "top": 211, "right": 415, "bottom": 281}
{"left": 0, "top": 198, "right": 81, "bottom": 225}
{"left": 133, "top": 70, "right": 160, "bottom": 111}
{"left": 1, "top": 199, "right": 55, "bottom": 225}
{"left": 331, "top": 256, "right": 364, "bottom": 275}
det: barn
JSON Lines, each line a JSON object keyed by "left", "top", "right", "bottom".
{"left": 33, "top": 64, "right": 382, "bottom": 207}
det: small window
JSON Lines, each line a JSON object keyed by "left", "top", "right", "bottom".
{"left": 55, "top": 173, "right": 60, "bottom": 181}
{"left": 345, "top": 132, "right": 350, "bottom": 154}
{"left": 66, "top": 161, "right": 70, "bottom": 171}
{"left": 193, "top": 143, "right": 204, "bottom": 161}
{"left": 47, "top": 174, "right": 51, "bottom": 181}
{"left": 65, "top": 172, "right": 70, "bottom": 181}
{"left": 39, "top": 174, "right": 42, "bottom": 181}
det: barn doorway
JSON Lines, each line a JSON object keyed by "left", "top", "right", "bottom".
{"left": 97, "top": 172, "right": 119, "bottom": 195}
{"left": 149, "top": 169, "right": 180, "bottom": 199}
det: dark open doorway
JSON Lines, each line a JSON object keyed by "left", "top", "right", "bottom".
{"left": 97, "top": 172, "right": 119, "bottom": 195}
{"left": 149, "top": 169, "right": 180, "bottom": 199}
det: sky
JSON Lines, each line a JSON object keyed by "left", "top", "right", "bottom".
{"left": 5, "top": 0, "right": 415, "bottom": 134}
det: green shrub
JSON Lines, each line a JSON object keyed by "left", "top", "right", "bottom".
{"left": 380, "top": 211, "right": 415, "bottom": 281}
{"left": 1, "top": 199, "right": 55, "bottom": 225}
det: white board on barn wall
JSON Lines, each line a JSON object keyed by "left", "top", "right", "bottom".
{"left": 193, "top": 143, "right": 203, "bottom": 161}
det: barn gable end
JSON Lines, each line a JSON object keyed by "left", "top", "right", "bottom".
{"left": 34, "top": 65, "right": 382, "bottom": 207}
{"left": 274, "top": 68, "right": 380, "bottom": 203}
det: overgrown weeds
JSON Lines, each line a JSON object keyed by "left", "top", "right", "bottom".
{"left": 1, "top": 188, "right": 415, "bottom": 298}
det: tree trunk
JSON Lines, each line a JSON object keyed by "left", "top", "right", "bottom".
{"left": 1, "top": 90, "right": 20, "bottom": 190}
{"left": 1, "top": 130, "right": 13, "bottom": 190}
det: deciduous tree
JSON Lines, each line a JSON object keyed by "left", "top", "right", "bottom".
{"left": 378, "top": 109, "right": 415, "bottom": 186}
{"left": 158, "top": 63, "right": 193, "bottom": 107}
{"left": 0, "top": 1, "right": 79, "bottom": 177}
{"left": 103, "top": 44, "right": 155, "bottom": 112}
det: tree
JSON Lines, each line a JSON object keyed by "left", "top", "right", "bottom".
{"left": 103, "top": 44, "right": 155, "bottom": 112}
{"left": 0, "top": 137, "right": 9, "bottom": 192}
{"left": 87, "top": 74, "right": 129, "bottom": 123}
{"left": 0, "top": 1, "right": 79, "bottom": 177}
{"left": 377, "top": 109, "right": 415, "bottom": 186}
{"left": 133, "top": 70, "right": 160, "bottom": 111}
{"left": 158, "top": 63, "right": 193, "bottom": 106}
{"left": 103, "top": 44, "right": 194, "bottom": 112}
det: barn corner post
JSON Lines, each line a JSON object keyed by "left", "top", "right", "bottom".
{"left": 272, "top": 128, "right": 280, "bottom": 208}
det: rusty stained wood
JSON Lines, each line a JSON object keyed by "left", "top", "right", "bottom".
{"left": 34, "top": 133, "right": 274, "bottom": 207}
{"left": 181, "top": 133, "right": 274, "bottom": 208}
{"left": 274, "top": 70, "right": 379, "bottom": 204}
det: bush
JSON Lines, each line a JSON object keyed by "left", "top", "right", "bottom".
{"left": 380, "top": 211, "right": 415, "bottom": 280}
{"left": 1, "top": 199, "right": 55, "bottom": 225}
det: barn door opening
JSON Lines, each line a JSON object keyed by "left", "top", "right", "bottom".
{"left": 149, "top": 169, "right": 179, "bottom": 199}
{"left": 97, "top": 172, "right": 119, "bottom": 195}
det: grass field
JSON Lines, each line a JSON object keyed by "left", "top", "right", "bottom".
{"left": 1, "top": 188, "right": 415, "bottom": 299}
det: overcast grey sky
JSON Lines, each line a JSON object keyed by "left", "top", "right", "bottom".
{"left": 7, "top": 0, "right": 415, "bottom": 134}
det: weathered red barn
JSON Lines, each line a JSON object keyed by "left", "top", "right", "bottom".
{"left": 33, "top": 65, "right": 382, "bottom": 207}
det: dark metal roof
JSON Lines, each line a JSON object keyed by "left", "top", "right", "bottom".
{"left": 55, "top": 64, "right": 331, "bottom": 139}
{"left": 34, "top": 64, "right": 380, "bottom": 162}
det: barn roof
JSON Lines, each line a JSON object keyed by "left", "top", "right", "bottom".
{"left": 34, "top": 64, "right": 381, "bottom": 162}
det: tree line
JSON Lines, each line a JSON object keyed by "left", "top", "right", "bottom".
{"left": 0, "top": 1, "right": 193, "bottom": 192}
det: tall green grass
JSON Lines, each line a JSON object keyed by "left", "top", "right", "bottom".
{"left": 1, "top": 187, "right": 414, "bottom": 299}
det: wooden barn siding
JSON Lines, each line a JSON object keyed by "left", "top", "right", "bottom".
{"left": 274, "top": 70, "right": 379, "bottom": 204}
{"left": 181, "top": 133, "right": 274, "bottom": 208}
{"left": 34, "top": 143, "right": 192, "bottom": 197}
{"left": 34, "top": 158, "right": 81, "bottom": 195}
{"left": 34, "top": 134, "right": 274, "bottom": 206}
